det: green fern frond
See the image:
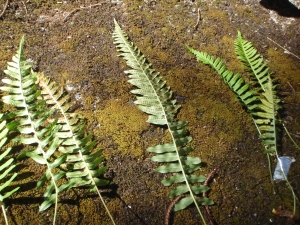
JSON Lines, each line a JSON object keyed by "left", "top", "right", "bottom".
{"left": 35, "top": 72, "right": 113, "bottom": 224}
{"left": 0, "top": 114, "right": 19, "bottom": 225}
{"left": 188, "top": 31, "right": 298, "bottom": 214}
{"left": 113, "top": 20, "right": 180, "bottom": 126}
{"left": 113, "top": 20, "right": 213, "bottom": 224}
{"left": 252, "top": 78, "right": 281, "bottom": 154}
{"left": 187, "top": 46, "right": 260, "bottom": 112}
{"left": 188, "top": 32, "right": 282, "bottom": 157}
{"left": 234, "top": 31, "right": 270, "bottom": 92}
{"left": 187, "top": 33, "right": 282, "bottom": 155}
{"left": 0, "top": 36, "right": 73, "bottom": 223}
{"left": 234, "top": 32, "right": 281, "bottom": 154}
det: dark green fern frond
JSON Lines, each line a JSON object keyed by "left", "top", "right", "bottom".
{"left": 234, "top": 31, "right": 270, "bottom": 91}
{"left": 0, "top": 36, "right": 73, "bottom": 222}
{"left": 187, "top": 46, "right": 260, "bottom": 112}
{"left": 35, "top": 73, "right": 113, "bottom": 224}
{"left": 0, "top": 114, "right": 19, "bottom": 225}
{"left": 113, "top": 20, "right": 213, "bottom": 224}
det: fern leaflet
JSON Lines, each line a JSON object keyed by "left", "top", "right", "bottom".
{"left": 113, "top": 20, "right": 213, "bottom": 224}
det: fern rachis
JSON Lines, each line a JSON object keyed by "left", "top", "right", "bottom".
{"left": 113, "top": 19, "right": 213, "bottom": 224}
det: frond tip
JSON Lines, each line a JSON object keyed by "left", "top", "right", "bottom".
{"left": 113, "top": 19, "right": 180, "bottom": 125}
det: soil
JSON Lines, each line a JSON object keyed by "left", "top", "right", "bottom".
{"left": 0, "top": 0, "right": 300, "bottom": 225}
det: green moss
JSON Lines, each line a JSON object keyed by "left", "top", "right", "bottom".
{"left": 58, "top": 39, "right": 79, "bottom": 52}
{"left": 92, "top": 99, "right": 150, "bottom": 157}
{"left": 235, "top": 5, "right": 261, "bottom": 24}
{"left": 219, "top": 36, "right": 244, "bottom": 72}
{"left": 268, "top": 48, "right": 300, "bottom": 82}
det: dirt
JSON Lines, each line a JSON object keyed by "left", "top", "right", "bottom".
{"left": 0, "top": 0, "right": 300, "bottom": 225}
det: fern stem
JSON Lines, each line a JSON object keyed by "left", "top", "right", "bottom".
{"left": 94, "top": 189, "right": 116, "bottom": 225}
{"left": 1, "top": 205, "right": 9, "bottom": 225}
{"left": 76, "top": 148, "right": 115, "bottom": 225}
{"left": 276, "top": 158, "right": 298, "bottom": 214}
{"left": 282, "top": 122, "right": 300, "bottom": 151}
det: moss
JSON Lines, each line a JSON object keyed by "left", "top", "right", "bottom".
{"left": 219, "top": 36, "right": 244, "bottom": 72}
{"left": 180, "top": 96, "right": 249, "bottom": 153}
{"left": 58, "top": 39, "right": 79, "bottom": 52}
{"left": 0, "top": 0, "right": 299, "bottom": 224}
{"left": 91, "top": 99, "right": 150, "bottom": 158}
{"left": 267, "top": 48, "right": 300, "bottom": 83}
{"left": 235, "top": 5, "right": 261, "bottom": 24}
{"left": 206, "top": 9, "right": 230, "bottom": 30}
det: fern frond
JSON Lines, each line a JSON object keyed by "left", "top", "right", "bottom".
{"left": 188, "top": 31, "right": 300, "bottom": 215}
{"left": 0, "top": 36, "right": 73, "bottom": 223}
{"left": 113, "top": 20, "right": 213, "bottom": 224}
{"left": 35, "top": 72, "right": 113, "bottom": 224}
{"left": 234, "top": 31, "right": 270, "bottom": 92}
{"left": 187, "top": 46, "right": 260, "bottom": 112}
{"left": 0, "top": 114, "right": 19, "bottom": 225}
{"left": 188, "top": 31, "right": 282, "bottom": 158}
{"left": 234, "top": 32, "right": 281, "bottom": 154}
{"left": 187, "top": 37, "right": 283, "bottom": 156}
{"left": 252, "top": 78, "right": 281, "bottom": 154}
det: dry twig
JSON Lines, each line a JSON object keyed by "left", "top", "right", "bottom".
{"left": 273, "top": 206, "right": 299, "bottom": 220}
{"left": 164, "top": 195, "right": 183, "bottom": 225}
{"left": 203, "top": 168, "right": 217, "bottom": 188}
{"left": 194, "top": 7, "right": 202, "bottom": 30}
{"left": 287, "top": 81, "right": 296, "bottom": 94}
{"left": 267, "top": 37, "right": 300, "bottom": 60}
{"left": 203, "top": 169, "right": 217, "bottom": 225}
{"left": 63, "top": 1, "right": 109, "bottom": 22}
{"left": 164, "top": 169, "right": 217, "bottom": 225}
{"left": 21, "top": 1, "right": 28, "bottom": 22}
{"left": 0, "top": 0, "right": 9, "bottom": 19}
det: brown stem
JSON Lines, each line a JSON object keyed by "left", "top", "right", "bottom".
{"left": 194, "top": 7, "right": 202, "bottom": 30}
{"left": 203, "top": 169, "right": 217, "bottom": 225}
{"left": 164, "top": 195, "right": 183, "bottom": 225}
{"left": 63, "top": 1, "right": 109, "bottom": 22}
{"left": 0, "top": 0, "right": 9, "bottom": 19}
